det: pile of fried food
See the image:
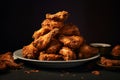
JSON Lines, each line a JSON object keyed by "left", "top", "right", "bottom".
{"left": 22, "top": 11, "right": 99, "bottom": 61}
{"left": 0, "top": 52, "right": 22, "bottom": 70}
{"left": 100, "top": 45, "right": 120, "bottom": 67}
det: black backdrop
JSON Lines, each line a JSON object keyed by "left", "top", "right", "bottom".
{"left": 0, "top": 0, "right": 120, "bottom": 53}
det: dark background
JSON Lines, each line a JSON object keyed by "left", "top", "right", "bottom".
{"left": 0, "top": 0, "right": 120, "bottom": 53}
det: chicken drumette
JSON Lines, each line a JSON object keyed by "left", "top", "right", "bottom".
{"left": 33, "top": 19, "right": 63, "bottom": 39}
{"left": 46, "top": 11, "right": 69, "bottom": 21}
{"left": 22, "top": 42, "right": 39, "bottom": 59}
{"left": 78, "top": 45, "right": 98, "bottom": 59}
{"left": 46, "top": 38, "right": 61, "bottom": 54}
{"left": 38, "top": 51, "right": 62, "bottom": 61}
{"left": 59, "top": 47, "right": 76, "bottom": 61}
{"left": 111, "top": 45, "right": 120, "bottom": 57}
{"left": 100, "top": 57, "right": 120, "bottom": 67}
{"left": 32, "top": 27, "right": 50, "bottom": 40}
{"left": 59, "top": 35, "right": 84, "bottom": 49}
{"left": 33, "top": 28, "right": 59, "bottom": 50}
{"left": 59, "top": 23, "right": 80, "bottom": 36}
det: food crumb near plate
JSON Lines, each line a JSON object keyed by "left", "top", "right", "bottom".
{"left": 72, "top": 74, "right": 76, "bottom": 77}
{"left": 60, "top": 70, "right": 76, "bottom": 77}
{"left": 24, "top": 69, "right": 40, "bottom": 74}
{"left": 91, "top": 70, "right": 100, "bottom": 75}
{"left": 80, "top": 76, "right": 84, "bottom": 80}
{"left": 60, "top": 73, "right": 64, "bottom": 77}
{"left": 66, "top": 71, "right": 70, "bottom": 75}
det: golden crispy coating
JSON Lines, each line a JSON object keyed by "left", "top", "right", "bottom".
{"left": 59, "top": 47, "right": 76, "bottom": 60}
{"left": 46, "top": 11, "right": 69, "bottom": 21}
{"left": 22, "top": 11, "right": 98, "bottom": 61}
{"left": 0, "top": 61, "right": 6, "bottom": 70}
{"left": 33, "top": 11, "right": 68, "bottom": 40}
{"left": 59, "top": 23, "right": 80, "bottom": 36}
{"left": 22, "top": 42, "right": 38, "bottom": 59}
{"left": 32, "top": 27, "right": 50, "bottom": 40}
{"left": 33, "top": 28, "right": 59, "bottom": 50}
{"left": 0, "top": 52, "right": 22, "bottom": 70}
{"left": 59, "top": 35, "right": 84, "bottom": 49}
{"left": 42, "top": 19, "right": 64, "bottom": 30}
{"left": 100, "top": 57, "right": 120, "bottom": 66}
{"left": 111, "top": 45, "right": 120, "bottom": 57}
{"left": 0, "top": 52, "right": 14, "bottom": 61}
{"left": 38, "top": 51, "right": 62, "bottom": 61}
{"left": 79, "top": 45, "right": 98, "bottom": 59}
{"left": 46, "top": 38, "right": 62, "bottom": 54}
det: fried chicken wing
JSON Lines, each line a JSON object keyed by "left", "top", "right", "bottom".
{"left": 46, "top": 38, "right": 62, "bottom": 54}
{"left": 38, "top": 51, "right": 62, "bottom": 61}
{"left": 78, "top": 45, "right": 98, "bottom": 59}
{"left": 100, "top": 57, "right": 120, "bottom": 67}
{"left": 0, "top": 52, "right": 22, "bottom": 70}
{"left": 33, "top": 28, "right": 59, "bottom": 50}
{"left": 42, "top": 19, "right": 64, "bottom": 30}
{"left": 32, "top": 27, "right": 50, "bottom": 40}
{"left": 46, "top": 11, "right": 69, "bottom": 21}
{"left": 59, "top": 47, "right": 76, "bottom": 60}
{"left": 59, "top": 35, "right": 84, "bottom": 49}
{"left": 59, "top": 23, "right": 80, "bottom": 36}
{"left": 111, "top": 45, "right": 120, "bottom": 57}
{"left": 22, "top": 42, "right": 38, "bottom": 59}
{"left": 0, "top": 61, "right": 6, "bottom": 70}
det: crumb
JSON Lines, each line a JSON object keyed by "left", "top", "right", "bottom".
{"left": 24, "top": 71, "right": 31, "bottom": 74}
{"left": 60, "top": 74, "right": 64, "bottom": 77}
{"left": 30, "top": 69, "right": 39, "bottom": 72}
{"left": 91, "top": 70, "right": 100, "bottom": 75}
{"left": 66, "top": 71, "right": 70, "bottom": 75}
{"left": 72, "top": 74, "right": 76, "bottom": 77}
{"left": 81, "top": 76, "right": 84, "bottom": 79}
{"left": 24, "top": 69, "right": 40, "bottom": 74}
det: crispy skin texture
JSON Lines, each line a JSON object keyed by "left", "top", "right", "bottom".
{"left": 0, "top": 52, "right": 22, "bottom": 70}
{"left": 59, "top": 35, "right": 84, "bottom": 49}
{"left": 33, "top": 11, "right": 69, "bottom": 40}
{"left": 79, "top": 45, "right": 98, "bottom": 59}
{"left": 33, "top": 11, "right": 68, "bottom": 40}
{"left": 42, "top": 19, "right": 64, "bottom": 30}
{"left": 100, "top": 57, "right": 120, "bottom": 66}
{"left": 22, "top": 11, "right": 96, "bottom": 61}
{"left": 59, "top": 23, "right": 80, "bottom": 36}
{"left": 38, "top": 51, "right": 62, "bottom": 61}
{"left": 0, "top": 61, "right": 6, "bottom": 70}
{"left": 46, "top": 11, "right": 69, "bottom": 21}
{"left": 46, "top": 38, "right": 61, "bottom": 54}
{"left": 22, "top": 42, "right": 38, "bottom": 59}
{"left": 59, "top": 47, "right": 76, "bottom": 60}
{"left": 32, "top": 27, "right": 50, "bottom": 40}
{"left": 111, "top": 45, "right": 120, "bottom": 57}
{"left": 33, "top": 28, "right": 59, "bottom": 50}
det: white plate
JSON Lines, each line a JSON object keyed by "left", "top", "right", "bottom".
{"left": 13, "top": 49, "right": 100, "bottom": 68}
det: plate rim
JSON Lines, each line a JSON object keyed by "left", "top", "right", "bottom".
{"left": 13, "top": 49, "right": 100, "bottom": 63}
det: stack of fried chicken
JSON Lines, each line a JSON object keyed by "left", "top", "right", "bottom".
{"left": 22, "top": 11, "right": 98, "bottom": 61}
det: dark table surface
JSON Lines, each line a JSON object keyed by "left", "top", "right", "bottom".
{"left": 0, "top": 59, "right": 120, "bottom": 80}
